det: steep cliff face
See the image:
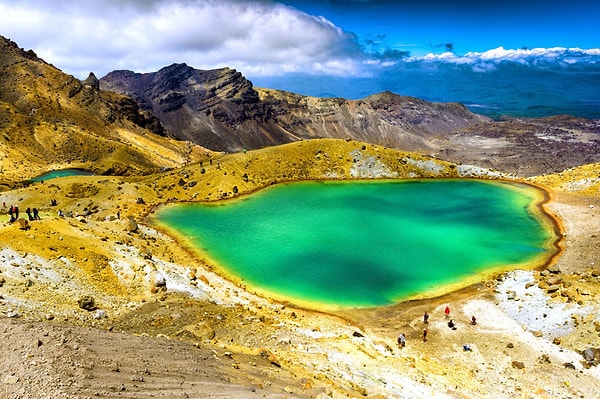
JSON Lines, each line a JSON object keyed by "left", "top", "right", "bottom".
{"left": 0, "top": 36, "right": 208, "bottom": 185}
{"left": 100, "top": 64, "right": 489, "bottom": 152}
{"left": 101, "top": 65, "right": 271, "bottom": 151}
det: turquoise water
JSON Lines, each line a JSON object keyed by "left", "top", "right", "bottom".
{"left": 154, "top": 180, "right": 555, "bottom": 308}
{"left": 29, "top": 169, "right": 94, "bottom": 182}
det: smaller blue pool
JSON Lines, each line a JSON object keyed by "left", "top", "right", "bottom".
{"left": 29, "top": 169, "right": 94, "bottom": 182}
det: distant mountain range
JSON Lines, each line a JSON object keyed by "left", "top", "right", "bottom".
{"left": 99, "top": 63, "right": 487, "bottom": 153}
{"left": 1, "top": 35, "right": 599, "bottom": 187}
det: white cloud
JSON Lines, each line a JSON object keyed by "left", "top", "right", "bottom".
{"left": 410, "top": 46, "right": 600, "bottom": 69}
{"left": 2, "top": 1, "right": 599, "bottom": 82}
{"left": 0, "top": 0, "right": 360, "bottom": 78}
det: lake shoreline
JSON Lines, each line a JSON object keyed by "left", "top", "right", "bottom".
{"left": 149, "top": 177, "right": 565, "bottom": 312}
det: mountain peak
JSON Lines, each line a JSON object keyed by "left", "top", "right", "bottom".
{"left": 0, "top": 35, "right": 43, "bottom": 66}
{"left": 82, "top": 72, "right": 100, "bottom": 90}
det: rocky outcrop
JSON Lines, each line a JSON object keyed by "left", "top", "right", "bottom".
{"left": 82, "top": 72, "right": 100, "bottom": 90}
{"left": 101, "top": 65, "right": 268, "bottom": 151}
{"left": 100, "top": 63, "right": 489, "bottom": 152}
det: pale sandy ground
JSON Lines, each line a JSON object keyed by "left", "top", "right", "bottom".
{"left": 0, "top": 169, "right": 599, "bottom": 398}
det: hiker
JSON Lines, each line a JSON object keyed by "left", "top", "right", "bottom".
{"left": 33, "top": 208, "right": 40, "bottom": 220}
{"left": 470, "top": 315, "right": 477, "bottom": 325}
{"left": 8, "top": 206, "right": 15, "bottom": 223}
{"left": 448, "top": 319, "right": 457, "bottom": 330}
{"left": 58, "top": 209, "right": 64, "bottom": 217}
{"left": 444, "top": 306, "right": 451, "bottom": 319}
{"left": 463, "top": 344, "right": 472, "bottom": 352}
{"left": 423, "top": 311, "right": 429, "bottom": 324}
{"left": 422, "top": 328, "right": 428, "bottom": 342}
{"left": 25, "top": 207, "right": 33, "bottom": 221}
{"left": 397, "top": 333, "right": 406, "bottom": 349}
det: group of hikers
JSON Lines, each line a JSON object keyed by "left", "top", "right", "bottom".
{"left": 3, "top": 203, "right": 41, "bottom": 223}
{"left": 3, "top": 199, "right": 68, "bottom": 223}
{"left": 2, "top": 199, "right": 65, "bottom": 224}
{"left": 397, "top": 305, "right": 477, "bottom": 350}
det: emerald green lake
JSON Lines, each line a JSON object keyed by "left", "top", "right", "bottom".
{"left": 154, "top": 180, "right": 557, "bottom": 308}
{"left": 29, "top": 169, "right": 94, "bottom": 182}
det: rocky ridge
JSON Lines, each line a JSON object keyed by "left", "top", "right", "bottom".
{"left": 2, "top": 33, "right": 599, "bottom": 190}
{"left": 100, "top": 63, "right": 600, "bottom": 178}
{"left": 100, "top": 63, "right": 490, "bottom": 153}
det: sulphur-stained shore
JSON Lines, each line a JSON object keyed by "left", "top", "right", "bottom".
{"left": 149, "top": 178, "right": 561, "bottom": 312}
{"left": 1, "top": 139, "right": 600, "bottom": 399}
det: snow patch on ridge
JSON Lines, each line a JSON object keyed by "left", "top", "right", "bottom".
{"left": 404, "top": 157, "right": 446, "bottom": 174}
{"left": 457, "top": 164, "right": 506, "bottom": 178}
{"left": 564, "top": 177, "right": 600, "bottom": 192}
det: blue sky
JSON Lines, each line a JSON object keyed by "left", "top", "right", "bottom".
{"left": 281, "top": 0, "right": 600, "bottom": 56}
{"left": 1, "top": 0, "right": 599, "bottom": 115}
{"left": 1, "top": 0, "right": 597, "bottom": 79}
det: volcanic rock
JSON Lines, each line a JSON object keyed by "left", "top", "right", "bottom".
{"left": 100, "top": 63, "right": 488, "bottom": 152}
{"left": 82, "top": 72, "right": 100, "bottom": 90}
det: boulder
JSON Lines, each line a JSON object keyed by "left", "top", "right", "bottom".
{"left": 6, "top": 310, "right": 20, "bottom": 318}
{"left": 547, "top": 277, "right": 563, "bottom": 286}
{"left": 124, "top": 218, "right": 138, "bottom": 232}
{"left": 258, "top": 348, "right": 281, "bottom": 367}
{"left": 511, "top": 361, "right": 525, "bottom": 369}
{"left": 546, "top": 285, "right": 560, "bottom": 293}
{"left": 547, "top": 264, "right": 561, "bottom": 274}
{"left": 184, "top": 322, "right": 215, "bottom": 341}
{"left": 139, "top": 247, "right": 153, "bottom": 260}
{"left": 582, "top": 348, "right": 595, "bottom": 362}
{"left": 151, "top": 271, "right": 166, "bottom": 287}
{"left": 77, "top": 295, "right": 97, "bottom": 311}
{"left": 16, "top": 218, "right": 29, "bottom": 230}
{"left": 582, "top": 348, "right": 600, "bottom": 365}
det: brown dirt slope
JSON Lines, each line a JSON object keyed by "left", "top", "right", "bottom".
{"left": 0, "top": 36, "right": 212, "bottom": 187}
